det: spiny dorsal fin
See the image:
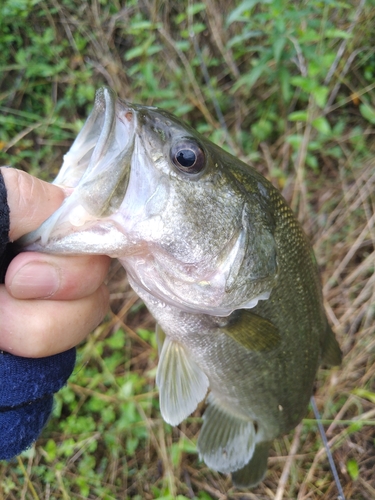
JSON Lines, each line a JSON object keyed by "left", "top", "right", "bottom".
{"left": 197, "top": 393, "right": 256, "bottom": 474}
{"left": 321, "top": 323, "right": 342, "bottom": 366}
{"left": 231, "top": 441, "right": 271, "bottom": 488}
{"left": 156, "top": 336, "right": 209, "bottom": 426}
{"left": 222, "top": 310, "right": 281, "bottom": 351}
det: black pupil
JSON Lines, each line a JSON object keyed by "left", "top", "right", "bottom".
{"left": 176, "top": 149, "right": 196, "bottom": 167}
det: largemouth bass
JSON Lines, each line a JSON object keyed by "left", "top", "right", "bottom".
{"left": 20, "top": 87, "right": 342, "bottom": 488}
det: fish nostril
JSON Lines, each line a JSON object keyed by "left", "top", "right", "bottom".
{"left": 125, "top": 111, "right": 133, "bottom": 122}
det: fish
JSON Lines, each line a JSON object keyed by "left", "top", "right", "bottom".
{"left": 19, "top": 87, "right": 342, "bottom": 488}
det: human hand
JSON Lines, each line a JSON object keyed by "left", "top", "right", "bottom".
{"left": 0, "top": 167, "right": 111, "bottom": 358}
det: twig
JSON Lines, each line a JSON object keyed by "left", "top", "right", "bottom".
{"left": 325, "top": 47, "right": 369, "bottom": 109}
{"left": 290, "top": 96, "right": 314, "bottom": 219}
{"left": 204, "top": 0, "right": 240, "bottom": 79}
{"left": 324, "top": 0, "right": 367, "bottom": 86}
{"left": 190, "top": 34, "right": 229, "bottom": 136}
{"left": 158, "top": 425, "right": 177, "bottom": 498}
{"left": 274, "top": 423, "right": 303, "bottom": 500}
{"left": 187, "top": 21, "right": 239, "bottom": 154}
{"left": 55, "top": 469, "right": 70, "bottom": 500}
{"left": 189, "top": 475, "right": 232, "bottom": 500}
{"left": 3, "top": 121, "right": 44, "bottom": 153}
{"left": 155, "top": 23, "right": 215, "bottom": 127}
{"left": 324, "top": 211, "right": 375, "bottom": 294}
{"left": 17, "top": 456, "right": 40, "bottom": 500}
{"left": 187, "top": 0, "right": 240, "bottom": 153}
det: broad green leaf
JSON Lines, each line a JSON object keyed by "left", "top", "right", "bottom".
{"left": 325, "top": 29, "right": 353, "bottom": 39}
{"left": 228, "top": 30, "right": 263, "bottom": 47}
{"left": 347, "top": 459, "right": 359, "bottom": 480}
{"left": 273, "top": 37, "right": 286, "bottom": 63}
{"left": 227, "top": 0, "right": 261, "bottom": 25}
{"left": 285, "top": 134, "right": 303, "bottom": 149}
{"left": 306, "top": 153, "right": 318, "bottom": 170}
{"left": 312, "top": 116, "right": 331, "bottom": 134}
{"left": 312, "top": 86, "right": 329, "bottom": 108}
{"left": 44, "top": 439, "right": 57, "bottom": 462}
{"left": 187, "top": 3, "right": 206, "bottom": 15}
{"left": 251, "top": 119, "right": 273, "bottom": 141}
{"left": 125, "top": 46, "right": 145, "bottom": 61}
{"left": 129, "top": 20, "right": 156, "bottom": 32}
{"left": 359, "top": 103, "right": 375, "bottom": 125}
{"left": 232, "top": 61, "right": 267, "bottom": 92}
{"left": 198, "top": 493, "right": 214, "bottom": 500}
{"left": 288, "top": 111, "right": 308, "bottom": 122}
{"left": 290, "top": 76, "right": 317, "bottom": 92}
{"left": 176, "top": 40, "right": 190, "bottom": 51}
{"left": 298, "top": 28, "right": 321, "bottom": 44}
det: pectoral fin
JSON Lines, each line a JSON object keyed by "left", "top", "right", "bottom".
{"left": 223, "top": 310, "right": 280, "bottom": 351}
{"left": 156, "top": 336, "right": 209, "bottom": 426}
{"left": 155, "top": 323, "right": 166, "bottom": 355}
{"left": 197, "top": 393, "right": 256, "bottom": 474}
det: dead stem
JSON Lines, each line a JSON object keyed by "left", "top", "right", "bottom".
{"left": 274, "top": 423, "right": 303, "bottom": 500}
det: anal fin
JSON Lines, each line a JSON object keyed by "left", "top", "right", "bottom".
{"left": 197, "top": 393, "right": 256, "bottom": 474}
{"left": 156, "top": 336, "right": 209, "bottom": 426}
{"left": 231, "top": 441, "right": 271, "bottom": 488}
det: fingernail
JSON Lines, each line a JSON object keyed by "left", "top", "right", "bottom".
{"left": 9, "top": 262, "right": 61, "bottom": 299}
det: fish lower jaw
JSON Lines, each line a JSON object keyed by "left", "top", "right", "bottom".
{"left": 127, "top": 268, "right": 272, "bottom": 317}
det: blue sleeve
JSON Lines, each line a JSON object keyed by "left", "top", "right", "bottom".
{"left": 0, "top": 349, "right": 76, "bottom": 459}
{"left": 0, "top": 169, "right": 76, "bottom": 460}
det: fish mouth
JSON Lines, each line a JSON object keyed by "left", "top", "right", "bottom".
{"left": 18, "top": 87, "right": 137, "bottom": 253}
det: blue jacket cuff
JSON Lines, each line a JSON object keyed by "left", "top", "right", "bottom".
{"left": 0, "top": 348, "right": 76, "bottom": 407}
{"left": 0, "top": 348, "right": 76, "bottom": 460}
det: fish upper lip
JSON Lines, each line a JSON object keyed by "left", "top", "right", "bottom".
{"left": 54, "top": 87, "right": 136, "bottom": 190}
{"left": 18, "top": 88, "right": 137, "bottom": 249}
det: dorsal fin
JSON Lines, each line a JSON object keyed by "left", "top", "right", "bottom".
{"left": 156, "top": 336, "right": 209, "bottom": 426}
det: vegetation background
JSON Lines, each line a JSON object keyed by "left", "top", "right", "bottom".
{"left": 0, "top": 0, "right": 374, "bottom": 498}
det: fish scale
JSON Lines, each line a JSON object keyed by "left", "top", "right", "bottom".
{"left": 19, "top": 87, "right": 342, "bottom": 489}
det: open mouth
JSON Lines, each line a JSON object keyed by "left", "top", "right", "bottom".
{"left": 18, "top": 88, "right": 136, "bottom": 251}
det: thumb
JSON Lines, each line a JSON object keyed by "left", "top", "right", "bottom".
{"left": 0, "top": 167, "right": 65, "bottom": 241}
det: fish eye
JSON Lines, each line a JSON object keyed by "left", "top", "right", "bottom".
{"left": 170, "top": 140, "right": 205, "bottom": 174}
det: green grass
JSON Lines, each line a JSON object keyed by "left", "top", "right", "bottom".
{"left": 1, "top": 0, "right": 375, "bottom": 498}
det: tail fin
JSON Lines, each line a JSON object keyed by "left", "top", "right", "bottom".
{"left": 231, "top": 441, "right": 270, "bottom": 488}
{"left": 321, "top": 323, "right": 342, "bottom": 366}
